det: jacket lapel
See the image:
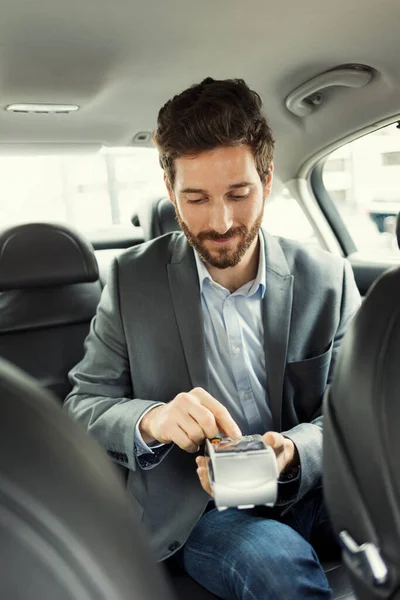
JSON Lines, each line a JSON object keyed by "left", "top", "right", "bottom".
{"left": 167, "top": 235, "right": 209, "bottom": 390}
{"left": 262, "top": 232, "right": 294, "bottom": 431}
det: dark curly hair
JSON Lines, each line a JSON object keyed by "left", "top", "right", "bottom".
{"left": 153, "top": 77, "right": 275, "bottom": 186}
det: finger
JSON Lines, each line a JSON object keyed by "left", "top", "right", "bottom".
{"left": 178, "top": 413, "right": 208, "bottom": 446}
{"left": 196, "top": 465, "right": 213, "bottom": 497}
{"left": 192, "top": 388, "right": 242, "bottom": 439}
{"left": 196, "top": 456, "right": 213, "bottom": 494}
{"left": 169, "top": 424, "right": 199, "bottom": 453}
{"left": 186, "top": 403, "right": 219, "bottom": 440}
{"left": 196, "top": 456, "right": 207, "bottom": 469}
{"left": 174, "top": 392, "right": 219, "bottom": 439}
{"left": 263, "top": 431, "right": 285, "bottom": 451}
{"left": 262, "top": 434, "right": 286, "bottom": 473}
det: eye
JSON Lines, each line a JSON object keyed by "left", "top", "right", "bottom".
{"left": 230, "top": 193, "right": 249, "bottom": 200}
{"left": 187, "top": 197, "right": 206, "bottom": 204}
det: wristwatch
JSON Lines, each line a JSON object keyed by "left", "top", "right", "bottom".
{"left": 205, "top": 434, "right": 279, "bottom": 511}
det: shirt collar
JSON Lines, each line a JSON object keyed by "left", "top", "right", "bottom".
{"left": 193, "top": 231, "right": 266, "bottom": 298}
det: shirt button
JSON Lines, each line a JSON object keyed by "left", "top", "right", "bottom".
{"left": 233, "top": 347, "right": 241, "bottom": 355}
{"left": 244, "top": 393, "right": 249, "bottom": 399}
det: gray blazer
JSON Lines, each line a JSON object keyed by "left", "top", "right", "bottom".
{"left": 65, "top": 230, "right": 361, "bottom": 561}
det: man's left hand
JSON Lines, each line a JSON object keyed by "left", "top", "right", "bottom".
{"left": 196, "top": 455, "right": 213, "bottom": 497}
{"left": 196, "top": 432, "right": 297, "bottom": 497}
{"left": 263, "top": 431, "right": 296, "bottom": 474}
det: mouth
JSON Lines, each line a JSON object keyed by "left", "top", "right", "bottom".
{"left": 210, "top": 238, "right": 231, "bottom": 245}
{"left": 205, "top": 235, "right": 237, "bottom": 247}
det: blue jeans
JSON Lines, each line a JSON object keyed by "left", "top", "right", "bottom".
{"left": 177, "top": 488, "right": 336, "bottom": 599}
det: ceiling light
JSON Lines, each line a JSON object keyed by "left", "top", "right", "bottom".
{"left": 5, "top": 103, "right": 80, "bottom": 114}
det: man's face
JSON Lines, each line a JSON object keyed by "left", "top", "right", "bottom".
{"left": 166, "top": 145, "right": 273, "bottom": 269}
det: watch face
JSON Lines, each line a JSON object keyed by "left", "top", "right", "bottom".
{"left": 210, "top": 436, "right": 266, "bottom": 454}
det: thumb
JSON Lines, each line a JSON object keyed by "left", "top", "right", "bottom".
{"left": 263, "top": 431, "right": 283, "bottom": 449}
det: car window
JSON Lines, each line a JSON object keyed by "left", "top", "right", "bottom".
{"left": 0, "top": 147, "right": 321, "bottom": 248}
{"left": 0, "top": 148, "right": 165, "bottom": 233}
{"left": 263, "top": 188, "right": 321, "bottom": 248}
{"left": 323, "top": 122, "right": 400, "bottom": 258}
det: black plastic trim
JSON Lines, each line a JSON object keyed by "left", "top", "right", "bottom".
{"left": 310, "top": 163, "right": 357, "bottom": 257}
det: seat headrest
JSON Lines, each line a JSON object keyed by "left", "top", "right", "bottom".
{"left": 0, "top": 358, "right": 175, "bottom": 599}
{"left": 0, "top": 223, "right": 99, "bottom": 290}
{"left": 156, "top": 197, "right": 180, "bottom": 236}
{"left": 132, "top": 196, "right": 180, "bottom": 241}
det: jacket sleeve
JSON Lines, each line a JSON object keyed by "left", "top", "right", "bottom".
{"left": 64, "top": 258, "right": 169, "bottom": 472}
{"left": 281, "top": 259, "right": 361, "bottom": 504}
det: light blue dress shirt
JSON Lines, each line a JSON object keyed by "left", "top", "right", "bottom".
{"left": 135, "top": 232, "right": 273, "bottom": 467}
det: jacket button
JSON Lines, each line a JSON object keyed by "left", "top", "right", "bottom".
{"left": 168, "top": 541, "right": 180, "bottom": 552}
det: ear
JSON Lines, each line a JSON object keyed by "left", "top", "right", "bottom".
{"left": 164, "top": 174, "right": 175, "bottom": 205}
{"left": 263, "top": 163, "right": 274, "bottom": 200}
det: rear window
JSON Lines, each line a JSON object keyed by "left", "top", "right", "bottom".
{"left": 0, "top": 148, "right": 165, "bottom": 233}
{"left": 0, "top": 147, "right": 321, "bottom": 248}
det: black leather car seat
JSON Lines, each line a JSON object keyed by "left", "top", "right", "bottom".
{"left": 0, "top": 357, "right": 175, "bottom": 599}
{"left": 323, "top": 217, "right": 400, "bottom": 599}
{"left": 0, "top": 223, "right": 102, "bottom": 400}
{"left": 133, "top": 196, "right": 179, "bottom": 241}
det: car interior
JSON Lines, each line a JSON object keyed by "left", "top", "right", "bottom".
{"left": 0, "top": 0, "right": 399, "bottom": 597}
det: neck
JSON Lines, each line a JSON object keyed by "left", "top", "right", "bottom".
{"left": 206, "top": 236, "right": 260, "bottom": 293}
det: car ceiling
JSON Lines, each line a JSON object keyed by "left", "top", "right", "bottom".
{"left": 0, "top": 0, "right": 399, "bottom": 180}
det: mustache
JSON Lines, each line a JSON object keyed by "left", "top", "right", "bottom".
{"left": 197, "top": 225, "right": 247, "bottom": 242}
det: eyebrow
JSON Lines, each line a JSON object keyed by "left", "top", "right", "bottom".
{"left": 181, "top": 181, "right": 254, "bottom": 194}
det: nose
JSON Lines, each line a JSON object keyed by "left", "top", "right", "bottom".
{"left": 208, "top": 201, "right": 233, "bottom": 234}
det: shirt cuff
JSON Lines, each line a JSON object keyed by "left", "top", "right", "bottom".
{"left": 134, "top": 403, "right": 166, "bottom": 456}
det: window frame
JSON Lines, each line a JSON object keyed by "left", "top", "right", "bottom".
{"left": 308, "top": 118, "right": 400, "bottom": 258}
{"left": 310, "top": 162, "right": 356, "bottom": 256}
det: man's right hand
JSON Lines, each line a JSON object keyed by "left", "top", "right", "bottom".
{"left": 139, "top": 387, "right": 242, "bottom": 453}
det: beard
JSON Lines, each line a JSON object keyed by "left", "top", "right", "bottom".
{"left": 174, "top": 206, "right": 264, "bottom": 269}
